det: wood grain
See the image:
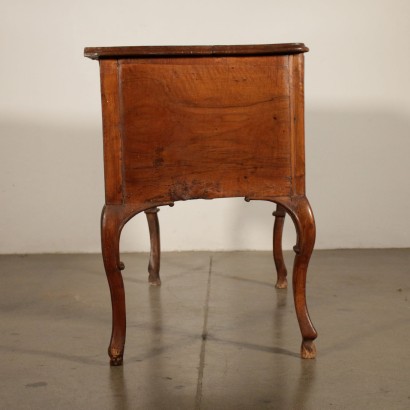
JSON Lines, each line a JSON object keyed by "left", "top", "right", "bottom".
{"left": 289, "top": 54, "right": 306, "bottom": 196}
{"left": 119, "top": 56, "right": 293, "bottom": 203}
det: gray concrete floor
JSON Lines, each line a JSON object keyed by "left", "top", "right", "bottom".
{"left": 0, "top": 250, "right": 409, "bottom": 409}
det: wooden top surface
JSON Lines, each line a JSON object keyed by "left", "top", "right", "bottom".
{"left": 84, "top": 43, "right": 308, "bottom": 60}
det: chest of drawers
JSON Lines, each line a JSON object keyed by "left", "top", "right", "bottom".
{"left": 85, "top": 43, "right": 317, "bottom": 365}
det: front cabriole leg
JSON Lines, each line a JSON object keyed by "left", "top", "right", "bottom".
{"left": 247, "top": 195, "right": 318, "bottom": 358}
{"left": 101, "top": 203, "right": 158, "bottom": 365}
{"left": 101, "top": 202, "right": 171, "bottom": 365}
{"left": 279, "top": 196, "right": 317, "bottom": 359}
{"left": 101, "top": 205, "right": 127, "bottom": 366}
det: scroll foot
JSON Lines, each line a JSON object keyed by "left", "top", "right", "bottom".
{"left": 275, "top": 277, "right": 288, "bottom": 289}
{"left": 109, "top": 348, "right": 124, "bottom": 366}
{"left": 301, "top": 340, "right": 316, "bottom": 359}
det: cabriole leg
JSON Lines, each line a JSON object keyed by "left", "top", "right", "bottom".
{"left": 145, "top": 208, "right": 161, "bottom": 285}
{"left": 273, "top": 204, "right": 288, "bottom": 289}
{"left": 101, "top": 202, "right": 169, "bottom": 365}
{"left": 101, "top": 205, "right": 130, "bottom": 366}
{"left": 283, "top": 196, "right": 317, "bottom": 358}
{"left": 101, "top": 205, "right": 126, "bottom": 366}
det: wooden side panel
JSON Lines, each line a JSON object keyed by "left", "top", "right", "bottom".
{"left": 119, "top": 56, "right": 293, "bottom": 203}
{"left": 289, "top": 54, "right": 306, "bottom": 196}
{"left": 100, "top": 60, "right": 123, "bottom": 204}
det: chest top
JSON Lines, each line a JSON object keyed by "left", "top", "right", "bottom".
{"left": 84, "top": 43, "right": 308, "bottom": 60}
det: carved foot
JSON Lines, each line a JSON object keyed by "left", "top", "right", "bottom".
{"left": 275, "top": 277, "right": 288, "bottom": 289}
{"left": 301, "top": 340, "right": 316, "bottom": 359}
{"left": 109, "top": 345, "right": 124, "bottom": 366}
{"left": 273, "top": 205, "right": 288, "bottom": 289}
{"left": 149, "top": 276, "right": 161, "bottom": 286}
{"left": 109, "top": 351, "right": 124, "bottom": 366}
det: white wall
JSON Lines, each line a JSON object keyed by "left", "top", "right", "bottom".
{"left": 1, "top": 0, "right": 409, "bottom": 253}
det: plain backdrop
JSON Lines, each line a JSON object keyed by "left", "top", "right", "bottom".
{"left": 1, "top": 0, "right": 409, "bottom": 253}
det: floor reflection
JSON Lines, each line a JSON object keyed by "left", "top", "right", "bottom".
{"left": 292, "top": 359, "right": 317, "bottom": 409}
{"left": 109, "top": 366, "right": 129, "bottom": 410}
{"left": 147, "top": 285, "right": 165, "bottom": 409}
{"left": 107, "top": 260, "right": 317, "bottom": 409}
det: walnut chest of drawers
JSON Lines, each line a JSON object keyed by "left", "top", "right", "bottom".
{"left": 85, "top": 43, "right": 317, "bottom": 365}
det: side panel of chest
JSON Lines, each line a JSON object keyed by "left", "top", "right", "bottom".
{"left": 111, "top": 55, "right": 299, "bottom": 203}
